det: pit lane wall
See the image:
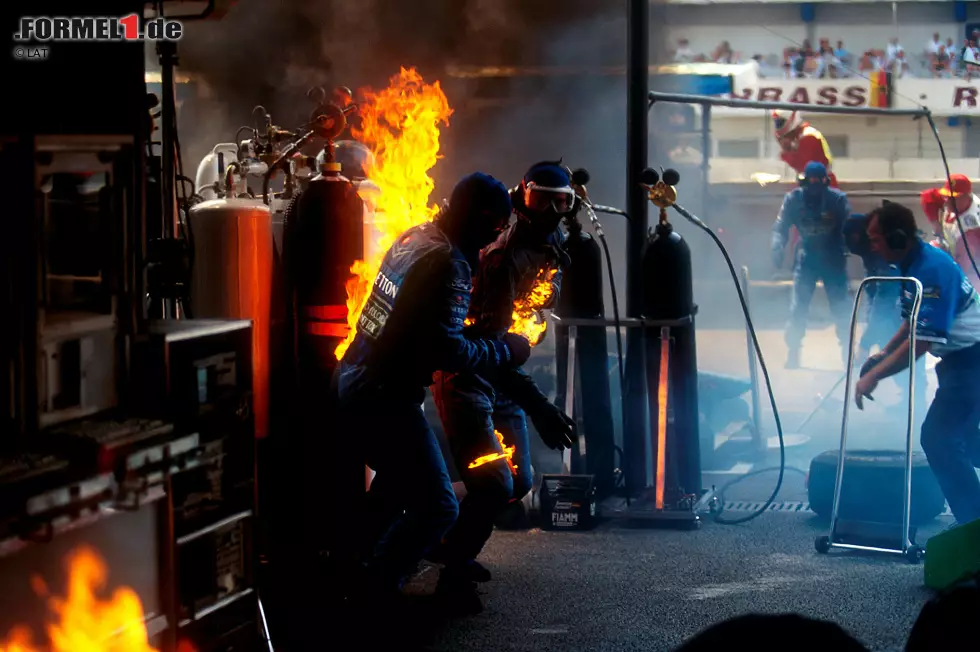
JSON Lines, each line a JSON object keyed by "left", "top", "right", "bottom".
{"left": 702, "top": 77, "right": 980, "bottom": 185}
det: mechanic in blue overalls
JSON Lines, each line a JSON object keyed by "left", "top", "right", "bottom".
{"left": 430, "top": 161, "right": 577, "bottom": 610}
{"left": 843, "top": 208, "right": 927, "bottom": 430}
{"left": 856, "top": 201, "right": 980, "bottom": 526}
{"left": 771, "top": 161, "right": 853, "bottom": 368}
{"left": 332, "top": 172, "right": 533, "bottom": 603}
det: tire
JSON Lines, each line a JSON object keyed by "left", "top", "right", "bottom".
{"left": 807, "top": 450, "right": 946, "bottom": 525}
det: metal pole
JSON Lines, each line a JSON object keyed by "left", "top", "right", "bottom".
{"left": 700, "top": 104, "right": 711, "bottom": 216}
{"left": 648, "top": 91, "right": 929, "bottom": 118}
{"left": 740, "top": 266, "right": 763, "bottom": 456}
{"left": 623, "top": 0, "right": 651, "bottom": 495}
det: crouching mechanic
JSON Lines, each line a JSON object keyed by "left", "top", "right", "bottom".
{"left": 843, "top": 209, "right": 927, "bottom": 431}
{"left": 332, "top": 172, "right": 534, "bottom": 601}
{"left": 772, "top": 161, "right": 853, "bottom": 368}
{"left": 430, "top": 161, "right": 578, "bottom": 607}
{"left": 855, "top": 202, "right": 980, "bottom": 526}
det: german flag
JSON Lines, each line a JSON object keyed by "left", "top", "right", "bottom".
{"left": 869, "top": 70, "right": 889, "bottom": 108}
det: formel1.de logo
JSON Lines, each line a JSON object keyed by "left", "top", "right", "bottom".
{"left": 14, "top": 15, "right": 183, "bottom": 42}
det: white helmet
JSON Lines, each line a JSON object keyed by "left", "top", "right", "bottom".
{"left": 772, "top": 110, "right": 804, "bottom": 138}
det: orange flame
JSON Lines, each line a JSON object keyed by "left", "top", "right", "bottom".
{"left": 0, "top": 546, "right": 181, "bottom": 652}
{"left": 468, "top": 430, "right": 516, "bottom": 474}
{"left": 508, "top": 267, "right": 558, "bottom": 346}
{"left": 334, "top": 67, "right": 453, "bottom": 360}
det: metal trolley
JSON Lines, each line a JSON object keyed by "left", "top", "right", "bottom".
{"left": 815, "top": 276, "right": 925, "bottom": 563}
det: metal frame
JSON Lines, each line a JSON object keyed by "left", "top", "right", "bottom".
{"left": 821, "top": 276, "right": 923, "bottom": 560}
{"left": 552, "top": 314, "right": 714, "bottom": 515}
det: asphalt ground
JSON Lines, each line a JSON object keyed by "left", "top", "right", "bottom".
{"left": 396, "top": 325, "right": 952, "bottom": 652}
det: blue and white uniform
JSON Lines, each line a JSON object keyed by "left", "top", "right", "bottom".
{"left": 899, "top": 239, "right": 980, "bottom": 524}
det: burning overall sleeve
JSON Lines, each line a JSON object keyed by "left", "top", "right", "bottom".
{"left": 771, "top": 194, "right": 795, "bottom": 266}
{"left": 426, "top": 253, "right": 514, "bottom": 373}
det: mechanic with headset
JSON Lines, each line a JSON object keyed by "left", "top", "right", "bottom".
{"left": 429, "top": 161, "right": 577, "bottom": 613}
{"left": 843, "top": 207, "right": 927, "bottom": 431}
{"left": 857, "top": 201, "right": 980, "bottom": 527}
{"left": 771, "top": 161, "right": 853, "bottom": 369}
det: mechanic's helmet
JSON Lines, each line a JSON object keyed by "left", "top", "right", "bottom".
{"left": 517, "top": 160, "right": 576, "bottom": 217}
{"left": 798, "top": 161, "right": 830, "bottom": 188}
{"left": 772, "top": 109, "right": 804, "bottom": 138}
{"left": 318, "top": 140, "right": 375, "bottom": 180}
{"left": 445, "top": 172, "right": 513, "bottom": 252}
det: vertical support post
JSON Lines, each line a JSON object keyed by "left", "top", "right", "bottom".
{"left": 624, "top": 0, "right": 651, "bottom": 496}
{"left": 740, "top": 266, "right": 764, "bottom": 456}
{"left": 562, "top": 324, "right": 578, "bottom": 474}
{"left": 700, "top": 104, "right": 711, "bottom": 216}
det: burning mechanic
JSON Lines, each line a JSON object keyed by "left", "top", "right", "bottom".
{"left": 332, "top": 172, "right": 533, "bottom": 603}
{"left": 772, "top": 161, "right": 853, "bottom": 368}
{"left": 843, "top": 208, "right": 927, "bottom": 429}
{"left": 856, "top": 202, "right": 980, "bottom": 526}
{"left": 430, "top": 161, "right": 577, "bottom": 610}
{"left": 920, "top": 174, "right": 980, "bottom": 291}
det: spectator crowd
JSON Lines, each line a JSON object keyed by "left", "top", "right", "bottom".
{"left": 671, "top": 30, "right": 980, "bottom": 81}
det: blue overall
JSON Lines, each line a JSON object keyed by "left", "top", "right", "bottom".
{"left": 772, "top": 186, "right": 852, "bottom": 351}
{"left": 431, "top": 222, "right": 564, "bottom": 567}
{"left": 334, "top": 221, "right": 516, "bottom": 589}
{"left": 898, "top": 240, "right": 980, "bottom": 524}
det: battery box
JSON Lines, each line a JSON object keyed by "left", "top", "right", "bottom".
{"left": 539, "top": 474, "right": 597, "bottom": 531}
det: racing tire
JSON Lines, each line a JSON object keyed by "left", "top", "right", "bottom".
{"left": 807, "top": 449, "right": 946, "bottom": 526}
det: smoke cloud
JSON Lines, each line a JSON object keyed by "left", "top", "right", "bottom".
{"left": 166, "top": 0, "right": 775, "bottom": 330}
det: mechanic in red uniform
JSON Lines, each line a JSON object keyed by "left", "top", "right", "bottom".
{"left": 772, "top": 110, "right": 839, "bottom": 264}
{"left": 921, "top": 174, "right": 980, "bottom": 291}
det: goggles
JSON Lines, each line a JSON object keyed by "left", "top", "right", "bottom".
{"left": 523, "top": 183, "right": 576, "bottom": 214}
{"left": 773, "top": 116, "right": 788, "bottom": 131}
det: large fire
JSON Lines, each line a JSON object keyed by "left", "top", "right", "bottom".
{"left": 334, "top": 67, "right": 453, "bottom": 360}
{"left": 468, "top": 430, "right": 516, "bottom": 474}
{"left": 508, "top": 267, "right": 559, "bottom": 346}
{"left": 0, "top": 546, "right": 166, "bottom": 652}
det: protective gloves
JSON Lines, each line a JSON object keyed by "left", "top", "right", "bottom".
{"left": 528, "top": 402, "right": 577, "bottom": 451}
{"left": 501, "top": 333, "right": 532, "bottom": 366}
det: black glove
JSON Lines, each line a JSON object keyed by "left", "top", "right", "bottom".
{"left": 528, "top": 403, "right": 577, "bottom": 451}
{"left": 859, "top": 351, "right": 886, "bottom": 378}
{"left": 501, "top": 333, "right": 531, "bottom": 366}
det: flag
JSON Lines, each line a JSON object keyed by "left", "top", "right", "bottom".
{"left": 868, "top": 70, "right": 888, "bottom": 108}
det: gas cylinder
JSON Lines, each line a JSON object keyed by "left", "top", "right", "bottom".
{"left": 188, "top": 197, "right": 274, "bottom": 438}
{"left": 281, "top": 156, "right": 364, "bottom": 388}
{"left": 555, "top": 222, "right": 617, "bottom": 498}
{"left": 641, "top": 221, "right": 701, "bottom": 499}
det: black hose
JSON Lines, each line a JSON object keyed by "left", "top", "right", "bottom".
{"left": 677, "top": 210, "right": 787, "bottom": 525}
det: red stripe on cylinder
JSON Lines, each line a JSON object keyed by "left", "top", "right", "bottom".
{"left": 305, "top": 321, "right": 350, "bottom": 338}
{"left": 306, "top": 304, "right": 348, "bottom": 320}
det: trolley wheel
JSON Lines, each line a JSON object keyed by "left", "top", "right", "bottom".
{"left": 815, "top": 535, "right": 831, "bottom": 554}
{"left": 905, "top": 545, "right": 925, "bottom": 564}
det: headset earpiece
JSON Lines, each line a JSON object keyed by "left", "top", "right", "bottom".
{"left": 885, "top": 228, "right": 909, "bottom": 250}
